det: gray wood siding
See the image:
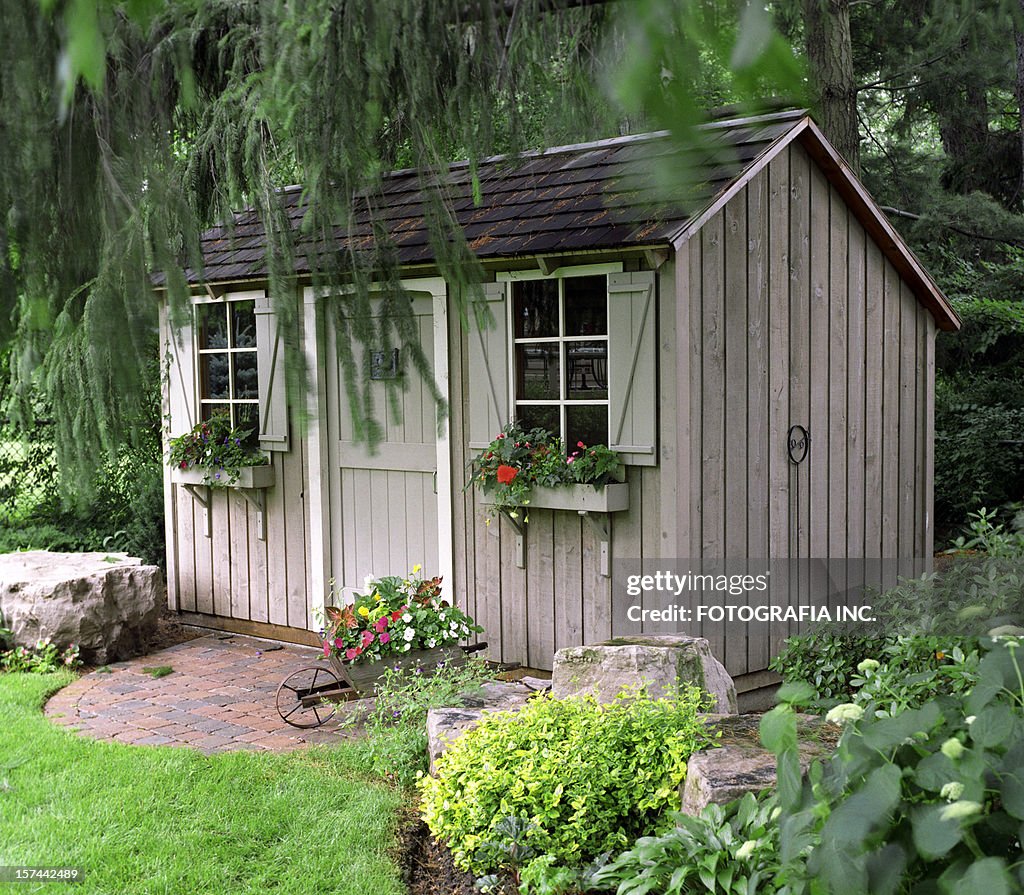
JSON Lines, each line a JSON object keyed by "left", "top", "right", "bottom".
{"left": 162, "top": 292, "right": 312, "bottom": 632}
{"left": 449, "top": 271, "right": 672, "bottom": 671}
{"left": 683, "top": 141, "right": 936, "bottom": 676}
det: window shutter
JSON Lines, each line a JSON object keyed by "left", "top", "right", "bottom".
{"left": 467, "top": 282, "right": 509, "bottom": 449}
{"left": 255, "top": 294, "right": 290, "bottom": 451}
{"left": 166, "top": 312, "right": 196, "bottom": 437}
{"left": 608, "top": 271, "right": 657, "bottom": 466}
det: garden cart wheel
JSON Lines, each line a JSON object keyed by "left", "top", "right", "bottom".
{"left": 275, "top": 664, "right": 346, "bottom": 728}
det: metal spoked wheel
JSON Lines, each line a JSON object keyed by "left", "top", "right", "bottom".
{"left": 275, "top": 664, "right": 344, "bottom": 728}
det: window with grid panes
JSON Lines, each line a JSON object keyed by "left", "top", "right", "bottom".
{"left": 512, "top": 275, "right": 609, "bottom": 447}
{"left": 196, "top": 299, "right": 260, "bottom": 441}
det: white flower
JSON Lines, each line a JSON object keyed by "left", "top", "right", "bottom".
{"left": 735, "top": 840, "right": 757, "bottom": 860}
{"left": 826, "top": 703, "right": 864, "bottom": 725}
{"left": 941, "top": 782, "right": 965, "bottom": 802}
{"left": 940, "top": 800, "right": 982, "bottom": 821}
{"left": 427, "top": 639, "right": 436, "bottom": 648}
{"left": 941, "top": 738, "right": 966, "bottom": 760}
{"left": 439, "top": 612, "right": 446, "bottom": 622}
{"left": 402, "top": 613, "right": 413, "bottom": 623}
{"left": 403, "top": 643, "right": 411, "bottom": 652}
{"left": 403, "top": 628, "right": 415, "bottom": 642}
{"left": 363, "top": 573, "right": 376, "bottom": 590}
{"left": 857, "top": 659, "right": 880, "bottom": 673}
{"left": 965, "top": 716, "right": 977, "bottom": 725}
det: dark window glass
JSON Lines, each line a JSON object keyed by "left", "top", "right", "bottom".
{"left": 513, "top": 280, "right": 559, "bottom": 338}
{"left": 566, "top": 405, "right": 609, "bottom": 450}
{"left": 232, "top": 352, "right": 259, "bottom": 399}
{"left": 564, "top": 276, "right": 608, "bottom": 336}
{"left": 235, "top": 404, "right": 261, "bottom": 444}
{"left": 516, "top": 404, "right": 559, "bottom": 435}
{"left": 202, "top": 403, "right": 230, "bottom": 421}
{"left": 515, "top": 343, "right": 560, "bottom": 401}
{"left": 198, "top": 304, "right": 228, "bottom": 349}
{"left": 201, "top": 354, "right": 230, "bottom": 399}
{"left": 565, "top": 341, "right": 608, "bottom": 400}
{"left": 231, "top": 301, "right": 257, "bottom": 348}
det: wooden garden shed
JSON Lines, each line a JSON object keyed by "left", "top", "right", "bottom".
{"left": 158, "top": 109, "right": 960, "bottom": 692}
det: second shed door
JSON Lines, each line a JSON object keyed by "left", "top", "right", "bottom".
{"left": 332, "top": 293, "right": 440, "bottom": 601}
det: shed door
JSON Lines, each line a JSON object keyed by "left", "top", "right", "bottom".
{"left": 333, "top": 294, "right": 440, "bottom": 599}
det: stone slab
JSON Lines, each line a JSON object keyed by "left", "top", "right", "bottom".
{"left": 680, "top": 714, "right": 839, "bottom": 814}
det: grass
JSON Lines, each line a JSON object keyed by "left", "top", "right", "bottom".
{"left": 0, "top": 671, "right": 406, "bottom": 895}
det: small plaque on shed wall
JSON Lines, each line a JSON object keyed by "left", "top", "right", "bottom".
{"left": 370, "top": 348, "right": 401, "bottom": 380}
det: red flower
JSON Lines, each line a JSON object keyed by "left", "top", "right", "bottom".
{"left": 577, "top": 441, "right": 586, "bottom": 448}
{"left": 391, "top": 609, "right": 404, "bottom": 622}
{"left": 345, "top": 646, "right": 361, "bottom": 661}
{"left": 496, "top": 465, "right": 518, "bottom": 485}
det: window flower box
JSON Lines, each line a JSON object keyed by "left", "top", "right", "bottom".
{"left": 479, "top": 482, "right": 629, "bottom": 514}
{"left": 170, "top": 464, "right": 275, "bottom": 489}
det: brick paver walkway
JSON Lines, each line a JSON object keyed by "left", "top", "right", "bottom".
{"left": 45, "top": 633, "right": 358, "bottom": 753}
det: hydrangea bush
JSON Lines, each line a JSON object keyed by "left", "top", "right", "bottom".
{"left": 320, "top": 567, "right": 482, "bottom": 665}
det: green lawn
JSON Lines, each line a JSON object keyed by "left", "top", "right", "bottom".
{"left": 0, "top": 672, "right": 405, "bottom": 895}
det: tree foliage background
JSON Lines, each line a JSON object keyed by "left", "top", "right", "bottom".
{"left": 1, "top": 0, "right": 1022, "bottom": 547}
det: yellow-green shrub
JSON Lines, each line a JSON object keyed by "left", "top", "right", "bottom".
{"left": 417, "top": 687, "right": 714, "bottom": 874}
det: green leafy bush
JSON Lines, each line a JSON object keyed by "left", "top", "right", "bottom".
{"left": 589, "top": 793, "right": 795, "bottom": 895}
{"left": 418, "top": 687, "right": 714, "bottom": 874}
{"left": 764, "top": 636, "right": 1024, "bottom": 895}
{"left": 848, "top": 638, "right": 981, "bottom": 718}
{"left": 769, "top": 632, "right": 882, "bottom": 706}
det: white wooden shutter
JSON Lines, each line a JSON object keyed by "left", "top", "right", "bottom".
{"left": 608, "top": 271, "right": 657, "bottom": 466}
{"left": 467, "top": 282, "right": 509, "bottom": 449}
{"left": 165, "top": 307, "right": 196, "bottom": 437}
{"left": 255, "top": 294, "right": 290, "bottom": 451}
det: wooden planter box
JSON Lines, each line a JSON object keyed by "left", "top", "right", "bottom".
{"left": 170, "top": 464, "right": 275, "bottom": 489}
{"left": 480, "top": 482, "right": 629, "bottom": 514}
{"left": 329, "top": 646, "right": 468, "bottom": 697}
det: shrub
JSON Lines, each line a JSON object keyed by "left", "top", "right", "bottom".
{"left": 589, "top": 793, "right": 795, "bottom": 895}
{"left": 764, "top": 636, "right": 1024, "bottom": 894}
{"left": 769, "top": 632, "right": 881, "bottom": 706}
{"left": 417, "top": 686, "right": 714, "bottom": 875}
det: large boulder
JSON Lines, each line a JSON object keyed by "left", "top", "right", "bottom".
{"left": 680, "top": 714, "right": 838, "bottom": 814}
{"left": 0, "top": 551, "right": 163, "bottom": 663}
{"left": 551, "top": 634, "right": 738, "bottom": 713}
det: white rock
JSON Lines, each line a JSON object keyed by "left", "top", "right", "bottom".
{"left": 0, "top": 551, "right": 164, "bottom": 663}
{"left": 551, "top": 634, "right": 738, "bottom": 713}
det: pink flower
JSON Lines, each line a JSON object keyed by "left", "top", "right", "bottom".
{"left": 334, "top": 638, "right": 344, "bottom": 649}
{"left": 322, "top": 642, "right": 331, "bottom": 657}
{"left": 577, "top": 441, "right": 585, "bottom": 448}
{"left": 345, "top": 647, "right": 360, "bottom": 660}
{"left": 374, "top": 617, "right": 389, "bottom": 633}
{"left": 497, "top": 433, "right": 505, "bottom": 439}
{"left": 379, "top": 632, "right": 391, "bottom": 644}
{"left": 361, "top": 630, "right": 375, "bottom": 647}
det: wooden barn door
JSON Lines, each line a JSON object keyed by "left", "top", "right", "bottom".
{"left": 330, "top": 291, "right": 444, "bottom": 602}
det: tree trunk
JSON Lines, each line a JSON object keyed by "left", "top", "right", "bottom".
{"left": 803, "top": 0, "right": 859, "bottom": 173}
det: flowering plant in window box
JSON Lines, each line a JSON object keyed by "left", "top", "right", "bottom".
{"left": 167, "top": 413, "right": 270, "bottom": 487}
{"left": 320, "top": 567, "right": 482, "bottom": 669}
{"left": 469, "top": 422, "right": 626, "bottom": 518}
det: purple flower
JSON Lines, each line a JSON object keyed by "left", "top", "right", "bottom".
{"left": 214, "top": 472, "right": 221, "bottom": 479}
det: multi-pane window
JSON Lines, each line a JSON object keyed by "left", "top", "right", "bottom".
{"left": 512, "top": 275, "right": 609, "bottom": 447}
{"left": 196, "top": 300, "right": 259, "bottom": 440}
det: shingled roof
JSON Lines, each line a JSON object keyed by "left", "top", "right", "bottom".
{"left": 188, "top": 108, "right": 807, "bottom": 285}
